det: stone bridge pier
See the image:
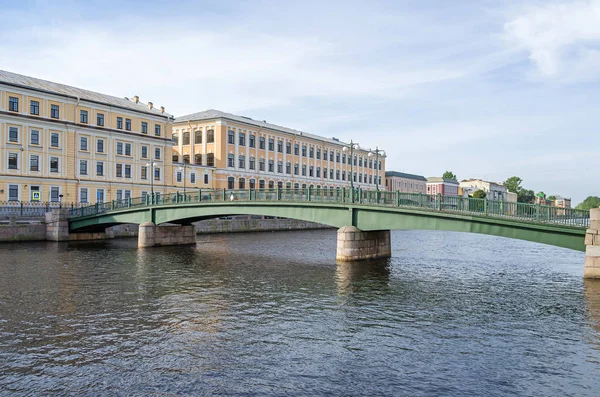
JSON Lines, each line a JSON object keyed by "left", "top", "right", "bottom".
{"left": 138, "top": 222, "right": 197, "bottom": 248}
{"left": 336, "top": 226, "right": 391, "bottom": 261}
{"left": 585, "top": 209, "right": 600, "bottom": 278}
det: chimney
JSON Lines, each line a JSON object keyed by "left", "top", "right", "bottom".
{"left": 133, "top": 96, "right": 139, "bottom": 103}
{"left": 160, "top": 106, "right": 165, "bottom": 114}
{"left": 148, "top": 102, "right": 153, "bottom": 109}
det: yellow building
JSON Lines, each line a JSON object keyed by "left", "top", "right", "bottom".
{"left": 171, "top": 110, "right": 386, "bottom": 191}
{"left": 0, "top": 70, "right": 173, "bottom": 204}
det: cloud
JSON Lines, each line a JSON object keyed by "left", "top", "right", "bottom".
{"left": 503, "top": 0, "right": 600, "bottom": 79}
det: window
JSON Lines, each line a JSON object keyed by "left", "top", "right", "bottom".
{"left": 9, "top": 127, "right": 18, "bottom": 142}
{"left": 294, "top": 144, "right": 299, "bottom": 156}
{"left": 286, "top": 142, "right": 292, "bottom": 154}
{"left": 249, "top": 134, "right": 255, "bottom": 148}
{"left": 141, "top": 146, "right": 148, "bottom": 158}
{"left": 51, "top": 133, "right": 59, "bottom": 148}
{"left": 30, "top": 130, "right": 39, "bottom": 145}
{"left": 249, "top": 156, "right": 256, "bottom": 170}
{"left": 336, "top": 153, "right": 340, "bottom": 163}
{"left": 97, "top": 113, "right": 104, "bottom": 126}
{"left": 228, "top": 154, "right": 234, "bottom": 167}
{"left": 228, "top": 177, "right": 235, "bottom": 190}
{"left": 183, "top": 132, "right": 190, "bottom": 145}
{"left": 30, "top": 100, "right": 39, "bottom": 115}
{"left": 195, "top": 130, "right": 202, "bottom": 144}
{"left": 353, "top": 156, "right": 357, "bottom": 166}
{"left": 359, "top": 157, "right": 363, "bottom": 167}
{"left": 239, "top": 178, "right": 245, "bottom": 189}
{"left": 96, "top": 161, "right": 104, "bottom": 176}
{"left": 302, "top": 145, "right": 307, "bottom": 157}
{"left": 286, "top": 162, "right": 291, "bottom": 174}
{"left": 249, "top": 179, "right": 256, "bottom": 189}
{"left": 9, "top": 97, "right": 18, "bottom": 112}
{"left": 183, "top": 154, "right": 190, "bottom": 164}
{"left": 79, "top": 160, "right": 88, "bottom": 175}
{"left": 50, "top": 157, "right": 59, "bottom": 173}
{"left": 141, "top": 166, "right": 148, "bottom": 180}
{"left": 259, "top": 137, "right": 265, "bottom": 149}
{"left": 342, "top": 154, "right": 346, "bottom": 164}
{"left": 342, "top": 171, "right": 346, "bottom": 181}
{"left": 8, "top": 185, "right": 18, "bottom": 201}
{"left": 116, "top": 190, "right": 123, "bottom": 201}
{"left": 336, "top": 170, "right": 340, "bottom": 180}
{"left": 30, "top": 155, "right": 39, "bottom": 171}
{"left": 268, "top": 139, "right": 274, "bottom": 151}
{"left": 309, "top": 165, "right": 314, "bottom": 177}
{"left": 277, "top": 140, "right": 283, "bottom": 153}
{"left": 116, "top": 164, "right": 123, "bottom": 177}
{"left": 259, "top": 180, "right": 266, "bottom": 189}
{"left": 117, "top": 142, "right": 123, "bottom": 155}
{"left": 155, "top": 125, "right": 161, "bottom": 136}
{"left": 172, "top": 154, "right": 179, "bottom": 163}
{"left": 80, "top": 137, "right": 88, "bottom": 151}
{"left": 172, "top": 132, "right": 179, "bottom": 144}
{"left": 125, "top": 118, "right": 131, "bottom": 131}
{"left": 80, "top": 188, "right": 88, "bottom": 203}
{"left": 259, "top": 158, "right": 265, "bottom": 171}
{"left": 50, "top": 187, "right": 60, "bottom": 202}
{"left": 330, "top": 169, "right": 334, "bottom": 179}
{"left": 195, "top": 154, "right": 202, "bottom": 165}
{"left": 50, "top": 104, "right": 59, "bottom": 119}
{"left": 117, "top": 117, "right": 123, "bottom": 129}
{"left": 324, "top": 168, "right": 328, "bottom": 179}
{"left": 330, "top": 151, "right": 334, "bottom": 162}
{"left": 190, "top": 173, "right": 196, "bottom": 184}
{"left": 379, "top": 161, "right": 382, "bottom": 171}
{"left": 97, "top": 189, "right": 105, "bottom": 203}
{"left": 316, "top": 149, "right": 321, "bottom": 160}
{"left": 125, "top": 165, "right": 131, "bottom": 178}
{"left": 239, "top": 133, "right": 245, "bottom": 146}
{"left": 154, "top": 148, "right": 161, "bottom": 160}
{"left": 177, "top": 171, "right": 182, "bottom": 183}
{"left": 239, "top": 155, "right": 245, "bottom": 169}
{"left": 269, "top": 181, "right": 275, "bottom": 189}
{"left": 268, "top": 159, "right": 274, "bottom": 172}
{"left": 206, "top": 153, "right": 215, "bottom": 167}
{"left": 302, "top": 164, "right": 306, "bottom": 176}
{"left": 316, "top": 167, "right": 321, "bottom": 178}
{"left": 8, "top": 153, "right": 18, "bottom": 169}
{"left": 277, "top": 161, "right": 283, "bottom": 173}
{"left": 204, "top": 174, "right": 209, "bottom": 184}
{"left": 141, "top": 122, "right": 148, "bottom": 134}
{"left": 228, "top": 130, "right": 235, "bottom": 144}
{"left": 294, "top": 164, "right": 299, "bottom": 175}
{"left": 324, "top": 149, "right": 328, "bottom": 160}
{"left": 125, "top": 143, "right": 132, "bottom": 156}
{"left": 206, "top": 129, "right": 215, "bottom": 143}
{"left": 309, "top": 147, "right": 314, "bottom": 158}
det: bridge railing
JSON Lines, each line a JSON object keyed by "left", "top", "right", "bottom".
{"left": 69, "top": 188, "right": 590, "bottom": 228}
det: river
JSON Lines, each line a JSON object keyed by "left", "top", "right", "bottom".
{"left": 1, "top": 230, "right": 599, "bottom": 396}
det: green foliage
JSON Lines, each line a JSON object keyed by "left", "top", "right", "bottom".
{"left": 443, "top": 171, "right": 457, "bottom": 181}
{"left": 518, "top": 189, "right": 536, "bottom": 204}
{"left": 503, "top": 176, "right": 523, "bottom": 193}
{"left": 548, "top": 195, "right": 557, "bottom": 201}
{"left": 472, "top": 189, "right": 487, "bottom": 199}
{"left": 576, "top": 196, "right": 600, "bottom": 210}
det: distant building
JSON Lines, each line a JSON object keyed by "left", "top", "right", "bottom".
{"left": 385, "top": 171, "right": 426, "bottom": 193}
{"left": 554, "top": 196, "right": 572, "bottom": 209}
{"left": 459, "top": 179, "right": 508, "bottom": 201}
{"left": 426, "top": 177, "right": 459, "bottom": 196}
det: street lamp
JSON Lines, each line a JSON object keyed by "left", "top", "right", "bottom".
{"left": 146, "top": 162, "right": 157, "bottom": 202}
{"left": 342, "top": 140, "right": 359, "bottom": 202}
{"left": 368, "top": 147, "right": 386, "bottom": 191}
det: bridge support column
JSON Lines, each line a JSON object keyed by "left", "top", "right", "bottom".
{"left": 585, "top": 209, "right": 600, "bottom": 279}
{"left": 138, "top": 222, "right": 196, "bottom": 248}
{"left": 336, "top": 226, "right": 391, "bottom": 261}
{"left": 45, "top": 208, "right": 70, "bottom": 241}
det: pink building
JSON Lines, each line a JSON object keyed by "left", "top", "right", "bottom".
{"left": 426, "top": 177, "right": 459, "bottom": 196}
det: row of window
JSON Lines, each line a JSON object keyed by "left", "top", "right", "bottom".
{"left": 225, "top": 177, "right": 381, "bottom": 190}
{"left": 174, "top": 171, "right": 210, "bottom": 185}
{"left": 7, "top": 126, "right": 61, "bottom": 147}
{"left": 7, "top": 153, "right": 60, "bottom": 172}
{"left": 173, "top": 153, "right": 215, "bottom": 167}
{"left": 7, "top": 96, "right": 162, "bottom": 136}
{"left": 173, "top": 130, "right": 214, "bottom": 145}
{"left": 6, "top": 184, "right": 61, "bottom": 202}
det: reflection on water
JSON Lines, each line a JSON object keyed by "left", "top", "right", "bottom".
{"left": 0, "top": 229, "right": 598, "bottom": 396}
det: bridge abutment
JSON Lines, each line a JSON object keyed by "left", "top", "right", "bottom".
{"left": 336, "top": 226, "right": 391, "bottom": 261}
{"left": 138, "top": 222, "right": 196, "bottom": 248}
{"left": 45, "top": 208, "right": 71, "bottom": 241}
{"left": 585, "top": 209, "right": 600, "bottom": 279}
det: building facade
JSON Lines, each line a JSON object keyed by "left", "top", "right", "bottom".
{"left": 385, "top": 171, "right": 426, "bottom": 193}
{"left": 0, "top": 70, "right": 173, "bottom": 204}
{"left": 459, "top": 179, "right": 508, "bottom": 201}
{"left": 426, "top": 177, "right": 459, "bottom": 196}
{"left": 171, "top": 110, "right": 386, "bottom": 191}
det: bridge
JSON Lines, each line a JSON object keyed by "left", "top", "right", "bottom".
{"left": 60, "top": 188, "right": 598, "bottom": 275}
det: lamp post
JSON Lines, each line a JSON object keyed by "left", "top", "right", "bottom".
{"left": 368, "top": 147, "right": 386, "bottom": 191}
{"left": 146, "top": 162, "right": 157, "bottom": 203}
{"left": 342, "top": 140, "right": 359, "bottom": 202}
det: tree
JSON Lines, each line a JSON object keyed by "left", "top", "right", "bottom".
{"left": 503, "top": 176, "right": 523, "bottom": 194}
{"left": 472, "top": 189, "right": 487, "bottom": 199}
{"left": 548, "top": 195, "right": 557, "bottom": 201}
{"left": 576, "top": 196, "right": 600, "bottom": 210}
{"left": 518, "top": 189, "right": 536, "bottom": 204}
{"left": 443, "top": 171, "right": 457, "bottom": 181}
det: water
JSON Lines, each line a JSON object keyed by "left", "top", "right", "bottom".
{"left": 1, "top": 230, "right": 599, "bottom": 396}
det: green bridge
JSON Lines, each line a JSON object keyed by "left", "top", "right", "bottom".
{"left": 67, "top": 189, "right": 590, "bottom": 259}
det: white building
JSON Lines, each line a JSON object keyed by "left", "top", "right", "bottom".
{"left": 459, "top": 179, "right": 508, "bottom": 201}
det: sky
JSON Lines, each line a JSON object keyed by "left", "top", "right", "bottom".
{"left": 0, "top": 0, "right": 598, "bottom": 204}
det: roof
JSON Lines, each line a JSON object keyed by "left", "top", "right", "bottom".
{"left": 385, "top": 171, "right": 427, "bottom": 181}
{"left": 175, "top": 109, "right": 373, "bottom": 150}
{"left": 427, "top": 177, "right": 459, "bottom": 184}
{"left": 0, "top": 70, "right": 171, "bottom": 118}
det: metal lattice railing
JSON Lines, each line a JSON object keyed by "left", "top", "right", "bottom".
{"left": 69, "top": 189, "right": 591, "bottom": 228}
{"left": 0, "top": 201, "right": 78, "bottom": 217}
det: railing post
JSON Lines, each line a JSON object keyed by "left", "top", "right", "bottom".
{"left": 484, "top": 198, "right": 487, "bottom": 215}
{"left": 111, "top": 200, "right": 115, "bottom": 210}
{"left": 535, "top": 203, "right": 540, "bottom": 221}
{"left": 342, "top": 187, "right": 346, "bottom": 203}
{"left": 308, "top": 186, "right": 312, "bottom": 202}
{"left": 277, "top": 187, "right": 281, "bottom": 201}
{"left": 396, "top": 191, "right": 399, "bottom": 207}
{"left": 436, "top": 193, "right": 441, "bottom": 211}
{"left": 223, "top": 188, "right": 226, "bottom": 201}
{"left": 198, "top": 189, "right": 202, "bottom": 202}
{"left": 95, "top": 202, "right": 99, "bottom": 214}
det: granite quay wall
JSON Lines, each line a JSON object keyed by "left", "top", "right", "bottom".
{"left": 585, "top": 208, "right": 600, "bottom": 278}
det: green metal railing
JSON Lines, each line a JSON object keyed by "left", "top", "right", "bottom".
{"left": 70, "top": 189, "right": 591, "bottom": 228}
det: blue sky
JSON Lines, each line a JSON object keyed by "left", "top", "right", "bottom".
{"left": 1, "top": 0, "right": 599, "bottom": 203}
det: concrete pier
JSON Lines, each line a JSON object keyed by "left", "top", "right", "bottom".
{"left": 138, "top": 222, "right": 196, "bottom": 248}
{"left": 585, "top": 208, "right": 600, "bottom": 279}
{"left": 45, "top": 208, "right": 70, "bottom": 241}
{"left": 336, "top": 226, "right": 391, "bottom": 261}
